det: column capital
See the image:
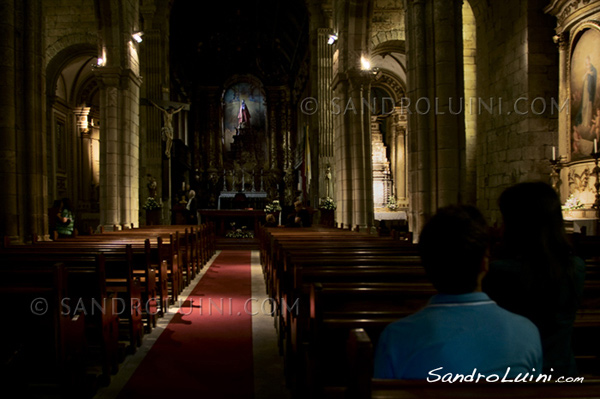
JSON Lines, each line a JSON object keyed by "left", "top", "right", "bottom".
{"left": 93, "top": 67, "right": 143, "bottom": 89}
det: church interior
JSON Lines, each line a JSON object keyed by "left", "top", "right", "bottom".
{"left": 1, "top": 0, "right": 600, "bottom": 398}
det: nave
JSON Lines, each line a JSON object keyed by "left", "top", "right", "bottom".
{"left": 2, "top": 224, "right": 600, "bottom": 399}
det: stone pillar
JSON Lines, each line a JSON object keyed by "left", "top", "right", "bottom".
{"left": 96, "top": 68, "right": 142, "bottom": 230}
{"left": 0, "top": 0, "right": 18, "bottom": 240}
{"left": 393, "top": 110, "right": 408, "bottom": 201}
{"left": 333, "top": 69, "right": 375, "bottom": 229}
{"left": 406, "top": 0, "right": 432, "bottom": 236}
{"left": 74, "top": 107, "right": 92, "bottom": 203}
{"left": 433, "top": 0, "right": 465, "bottom": 207}
{"left": 317, "top": 27, "right": 335, "bottom": 205}
{"left": 556, "top": 32, "right": 569, "bottom": 201}
{"left": 23, "top": 0, "right": 46, "bottom": 240}
{"left": 140, "top": 2, "right": 171, "bottom": 225}
{"left": 406, "top": 0, "right": 465, "bottom": 236}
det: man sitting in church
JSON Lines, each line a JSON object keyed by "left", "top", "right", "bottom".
{"left": 374, "top": 205, "right": 542, "bottom": 380}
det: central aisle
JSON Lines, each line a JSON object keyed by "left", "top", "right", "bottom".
{"left": 117, "top": 251, "right": 254, "bottom": 398}
{"left": 94, "top": 250, "right": 290, "bottom": 399}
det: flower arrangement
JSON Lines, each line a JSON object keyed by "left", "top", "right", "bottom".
{"left": 319, "top": 197, "right": 336, "bottom": 210}
{"left": 142, "top": 197, "right": 162, "bottom": 210}
{"left": 562, "top": 194, "right": 584, "bottom": 211}
{"left": 225, "top": 222, "right": 254, "bottom": 239}
{"left": 387, "top": 196, "right": 399, "bottom": 211}
{"left": 265, "top": 200, "right": 282, "bottom": 213}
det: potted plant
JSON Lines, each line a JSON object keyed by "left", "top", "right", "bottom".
{"left": 142, "top": 197, "right": 162, "bottom": 225}
{"left": 319, "top": 197, "right": 336, "bottom": 227}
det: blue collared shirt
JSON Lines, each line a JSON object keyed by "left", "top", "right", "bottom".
{"left": 374, "top": 292, "right": 543, "bottom": 380}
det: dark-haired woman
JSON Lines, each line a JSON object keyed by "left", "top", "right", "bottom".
{"left": 483, "top": 181, "right": 585, "bottom": 376}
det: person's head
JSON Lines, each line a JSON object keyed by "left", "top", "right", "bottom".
{"left": 498, "top": 181, "right": 571, "bottom": 277}
{"left": 419, "top": 205, "right": 490, "bottom": 294}
{"left": 266, "top": 214, "right": 276, "bottom": 223}
{"left": 61, "top": 198, "right": 72, "bottom": 212}
{"left": 52, "top": 199, "right": 61, "bottom": 209}
{"left": 294, "top": 201, "right": 303, "bottom": 211}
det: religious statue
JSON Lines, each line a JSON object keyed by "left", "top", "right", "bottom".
{"left": 147, "top": 175, "right": 157, "bottom": 198}
{"left": 151, "top": 100, "right": 184, "bottom": 158}
{"left": 237, "top": 99, "right": 251, "bottom": 128}
{"left": 325, "top": 164, "right": 333, "bottom": 197}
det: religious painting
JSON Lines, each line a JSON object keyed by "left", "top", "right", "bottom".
{"left": 570, "top": 26, "right": 600, "bottom": 161}
{"left": 222, "top": 81, "right": 266, "bottom": 153}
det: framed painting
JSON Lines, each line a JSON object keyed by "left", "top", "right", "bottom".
{"left": 570, "top": 25, "right": 600, "bottom": 161}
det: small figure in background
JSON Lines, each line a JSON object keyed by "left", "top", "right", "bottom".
{"left": 56, "top": 198, "right": 75, "bottom": 238}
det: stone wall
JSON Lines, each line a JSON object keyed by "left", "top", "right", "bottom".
{"left": 370, "top": 0, "right": 405, "bottom": 49}
{"left": 472, "top": 0, "right": 558, "bottom": 224}
{"left": 43, "top": 0, "right": 97, "bottom": 65}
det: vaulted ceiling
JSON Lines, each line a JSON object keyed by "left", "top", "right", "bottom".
{"left": 170, "top": 0, "right": 309, "bottom": 91}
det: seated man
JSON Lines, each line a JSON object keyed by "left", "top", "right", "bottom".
{"left": 374, "top": 205, "right": 542, "bottom": 380}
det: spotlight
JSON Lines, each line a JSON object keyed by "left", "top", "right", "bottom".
{"left": 327, "top": 34, "right": 338, "bottom": 45}
{"left": 132, "top": 31, "right": 144, "bottom": 43}
{"left": 361, "top": 56, "right": 371, "bottom": 71}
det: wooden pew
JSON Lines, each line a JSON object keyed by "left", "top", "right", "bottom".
{"left": 347, "top": 329, "right": 600, "bottom": 399}
{"left": 0, "top": 253, "right": 119, "bottom": 385}
{"left": 0, "top": 262, "right": 88, "bottom": 396}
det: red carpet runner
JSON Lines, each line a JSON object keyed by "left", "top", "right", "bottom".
{"left": 117, "top": 250, "right": 254, "bottom": 398}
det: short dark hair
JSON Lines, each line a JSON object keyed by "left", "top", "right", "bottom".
{"left": 418, "top": 205, "right": 489, "bottom": 294}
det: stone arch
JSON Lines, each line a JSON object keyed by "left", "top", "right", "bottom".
{"left": 370, "top": 31, "right": 404, "bottom": 49}
{"left": 46, "top": 43, "right": 97, "bottom": 97}
{"left": 45, "top": 33, "right": 98, "bottom": 69}
{"left": 373, "top": 70, "right": 406, "bottom": 103}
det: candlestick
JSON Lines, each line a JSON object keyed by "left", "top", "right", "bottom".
{"left": 594, "top": 138, "right": 598, "bottom": 154}
{"left": 548, "top": 152, "right": 564, "bottom": 193}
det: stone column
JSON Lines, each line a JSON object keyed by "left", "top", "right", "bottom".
{"left": 96, "top": 70, "right": 121, "bottom": 228}
{"left": 0, "top": 0, "right": 18, "bottom": 240}
{"left": 406, "top": 0, "right": 465, "bottom": 236}
{"left": 74, "top": 107, "right": 92, "bottom": 203}
{"left": 556, "top": 32, "right": 569, "bottom": 200}
{"left": 120, "top": 70, "right": 142, "bottom": 229}
{"left": 95, "top": 68, "right": 142, "bottom": 230}
{"left": 433, "top": 0, "right": 464, "bottom": 207}
{"left": 406, "top": 0, "right": 432, "bottom": 236}
{"left": 23, "top": 0, "right": 46, "bottom": 240}
{"left": 394, "top": 110, "right": 408, "bottom": 201}
{"left": 333, "top": 69, "right": 375, "bottom": 230}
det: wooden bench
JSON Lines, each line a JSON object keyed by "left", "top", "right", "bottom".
{"left": 347, "top": 329, "right": 600, "bottom": 399}
{"left": 0, "top": 262, "right": 88, "bottom": 395}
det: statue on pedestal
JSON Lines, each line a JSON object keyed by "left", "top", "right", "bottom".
{"left": 237, "top": 99, "right": 251, "bottom": 128}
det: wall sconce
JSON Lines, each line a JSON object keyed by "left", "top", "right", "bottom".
{"left": 132, "top": 31, "right": 144, "bottom": 43}
{"left": 92, "top": 57, "right": 105, "bottom": 68}
{"left": 327, "top": 34, "right": 338, "bottom": 45}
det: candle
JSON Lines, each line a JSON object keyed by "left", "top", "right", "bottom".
{"left": 595, "top": 138, "right": 598, "bottom": 154}
{"left": 182, "top": 182, "right": 185, "bottom": 191}
{"left": 552, "top": 146, "right": 556, "bottom": 161}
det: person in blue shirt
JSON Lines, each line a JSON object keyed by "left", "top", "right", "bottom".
{"left": 374, "top": 205, "right": 543, "bottom": 380}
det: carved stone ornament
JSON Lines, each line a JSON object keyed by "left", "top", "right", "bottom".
{"left": 568, "top": 167, "right": 592, "bottom": 192}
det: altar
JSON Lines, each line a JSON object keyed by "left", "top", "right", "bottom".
{"left": 198, "top": 209, "right": 266, "bottom": 237}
